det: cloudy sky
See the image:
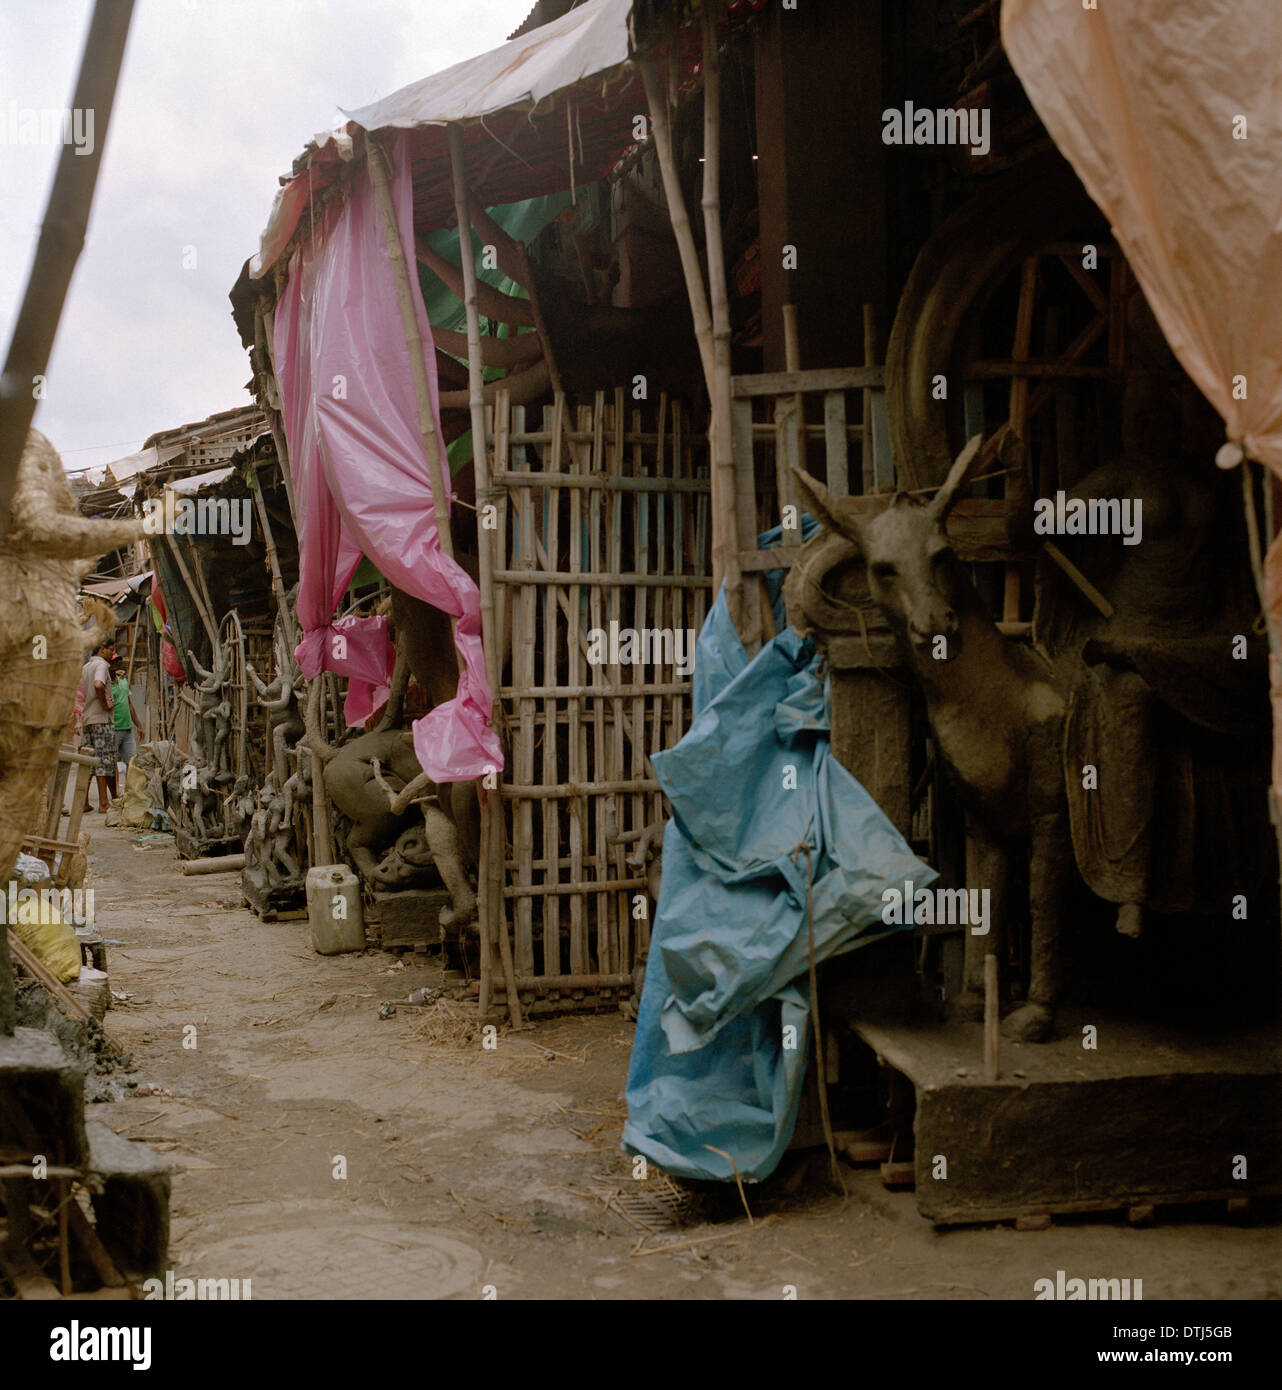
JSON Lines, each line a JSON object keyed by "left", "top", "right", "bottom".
{"left": 0, "top": 0, "right": 538, "bottom": 477}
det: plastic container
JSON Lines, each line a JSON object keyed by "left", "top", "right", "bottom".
{"left": 306, "top": 865, "right": 365, "bottom": 955}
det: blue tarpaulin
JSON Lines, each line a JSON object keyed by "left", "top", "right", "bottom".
{"left": 622, "top": 558, "right": 937, "bottom": 1183}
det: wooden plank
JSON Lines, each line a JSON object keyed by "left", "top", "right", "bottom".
{"left": 492, "top": 570, "right": 711, "bottom": 588}
{"left": 861, "top": 305, "right": 877, "bottom": 493}
{"left": 739, "top": 546, "right": 803, "bottom": 573}
{"left": 7, "top": 930, "right": 90, "bottom": 1023}
{"left": 774, "top": 394, "right": 800, "bottom": 537}
{"left": 492, "top": 470, "right": 708, "bottom": 493}
{"left": 493, "top": 973, "right": 632, "bottom": 991}
{"left": 880, "top": 1161, "right": 917, "bottom": 1189}
{"left": 870, "top": 388, "right": 894, "bottom": 491}
{"left": 731, "top": 397, "right": 764, "bottom": 651}
{"left": 733, "top": 366, "right": 884, "bottom": 397}
{"left": 751, "top": 421, "right": 863, "bottom": 440}
{"left": 823, "top": 391, "right": 848, "bottom": 497}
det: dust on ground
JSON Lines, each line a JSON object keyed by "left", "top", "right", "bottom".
{"left": 82, "top": 822, "right": 1280, "bottom": 1300}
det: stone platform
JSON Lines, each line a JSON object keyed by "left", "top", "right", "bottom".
{"left": 843, "top": 1008, "right": 1282, "bottom": 1225}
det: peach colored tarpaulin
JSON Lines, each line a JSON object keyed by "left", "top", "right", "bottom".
{"left": 1003, "top": 0, "right": 1282, "bottom": 798}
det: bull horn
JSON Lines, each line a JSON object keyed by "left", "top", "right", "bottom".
{"left": 927, "top": 434, "right": 985, "bottom": 522}
{"left": 791, "top": 466, "right": 865, "bottom": 548}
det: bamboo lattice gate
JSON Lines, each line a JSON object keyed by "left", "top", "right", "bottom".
{"left": 480, "top": 389, "right": 711, "bottom": 1015}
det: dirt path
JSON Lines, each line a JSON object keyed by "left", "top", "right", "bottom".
{"left": 82, "top": 823, "right": 1279, "bottom": 1301}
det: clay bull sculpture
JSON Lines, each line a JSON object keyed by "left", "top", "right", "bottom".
{"left": 793, "top": 435, "right": 1070, "bottom": 1041}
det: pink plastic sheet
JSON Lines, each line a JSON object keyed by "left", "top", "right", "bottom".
{"left": 273, "top": 130, "right": 502, "bottom": 781}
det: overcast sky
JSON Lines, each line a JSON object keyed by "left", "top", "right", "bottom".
{"left": 0, "top": 0, "right": 538, "bottom": 477}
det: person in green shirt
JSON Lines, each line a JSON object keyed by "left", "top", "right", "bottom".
{"left": 110, "top": 661, "right": 142, "bottom": 771}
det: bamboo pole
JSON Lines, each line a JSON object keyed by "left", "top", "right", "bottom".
{"left": 0, "top": 0, "right": 135, "bottom": 535}
{"left": 449, "top": 124, "right": 523, "bottom": 1030}
{"left": 984, "top": 953, "right": 1000, "bottom": 1081}
{"left": 188, "top": 542, "right": 220, "bottom": 646}
{"left": 699, "top": 4, "right": 744, "bottom": 633}
{"left": 256, "top": 299, "right": 300, "bottom": 533}
{"left": 180, "top": 853, "right": 245, "bottom": 875}
{"left": 638, "top": 54, "right": 715, "bottom": 397}
{"left": 161, "top": 531, "right": 219, "bottom": 650}
{"left": 247, "top": 461, "right": 299, "bottom": 654}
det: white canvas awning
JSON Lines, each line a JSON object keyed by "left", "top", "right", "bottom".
{"left": 252, "top": 0, "right": 636, "bottom": 276}
{"left": 342, "top": 0, "right": 633, "bottom": 132}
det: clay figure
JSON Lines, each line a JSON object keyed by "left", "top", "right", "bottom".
{"left": 796, "top": 434, "right": 1071, "bottom": 1041}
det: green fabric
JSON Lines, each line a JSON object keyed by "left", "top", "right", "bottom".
{"left": 112, "top": 676, "right": 132, "bottom": 730}
{"left": 348, "top": 556, "right": 384, "bottom": 592}
{"left": 417, "top": 190, "right": 572, "bottom": 476}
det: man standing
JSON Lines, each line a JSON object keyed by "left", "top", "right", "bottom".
{"left": 111, "top": 660, "right": 142, "bottom": 775}
{"left": 80, "top": 637, "right": 118, "bottom": 812}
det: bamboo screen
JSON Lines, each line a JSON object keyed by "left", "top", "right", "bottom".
{"left": 485, "top": 389, "right": 711, "bottom": 1012}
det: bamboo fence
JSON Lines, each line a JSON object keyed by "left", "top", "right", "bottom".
{"left": 482, "top": 388, "right": 711, "bottom": 1013}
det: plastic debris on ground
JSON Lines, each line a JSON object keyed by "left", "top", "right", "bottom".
{"left": 622, "top": 546, "right": 937, "bottom": 1185}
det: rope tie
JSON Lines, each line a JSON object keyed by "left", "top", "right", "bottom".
{"left": 791, "top": 840, "right": 846, "bottom": 1195}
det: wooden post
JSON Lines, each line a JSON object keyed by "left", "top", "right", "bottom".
{"left": 699, "top": 4, "right": 744, "bottom": 634}
{"left": 637, "top": 54, "right": 715, "bottom": 395}
{"left": 305, "top": 687, "right": 332, "bottom": 865}
{"left": 448, "top": 124, "right": 523, "bottom": 1030}
{"left": 984, "top": 952, "right": 1000, "bottom": 1081}
{"left": 782, "top": 300, "right": 805, "bottom": 496}
{"left": 861, "top": 305, "right": 877, "bottom": 493}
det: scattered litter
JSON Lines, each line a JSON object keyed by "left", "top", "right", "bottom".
{"left": 543, "top": 1050, "right": 555, "bottom": 1061}
{"left": 16, "top": 852, "right": 51, "bottom": 884}
{"left": 380, "top": 960, "right": 408, "bottom": 974}
{"left": 110, "top": 989, "right": 134, "bottom": 1004}
{"left": 378, "top": 1002, "right": 397, "bottom": 1019}
{"left": 402, "top": 998, "right": 480, "bottom": 1049}
{"left": 133, "top": 1083, "right": 172, "bottom": 1098}
{"left": 133, "top": 831, "right": 175, "bottom": 849}
{"left": 407, "top": 986, "right": 442, "bottom": 1007}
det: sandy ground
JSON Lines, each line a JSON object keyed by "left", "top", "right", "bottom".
{"left": 78, "top": 821, "right": 1280, "bottom": 1301}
